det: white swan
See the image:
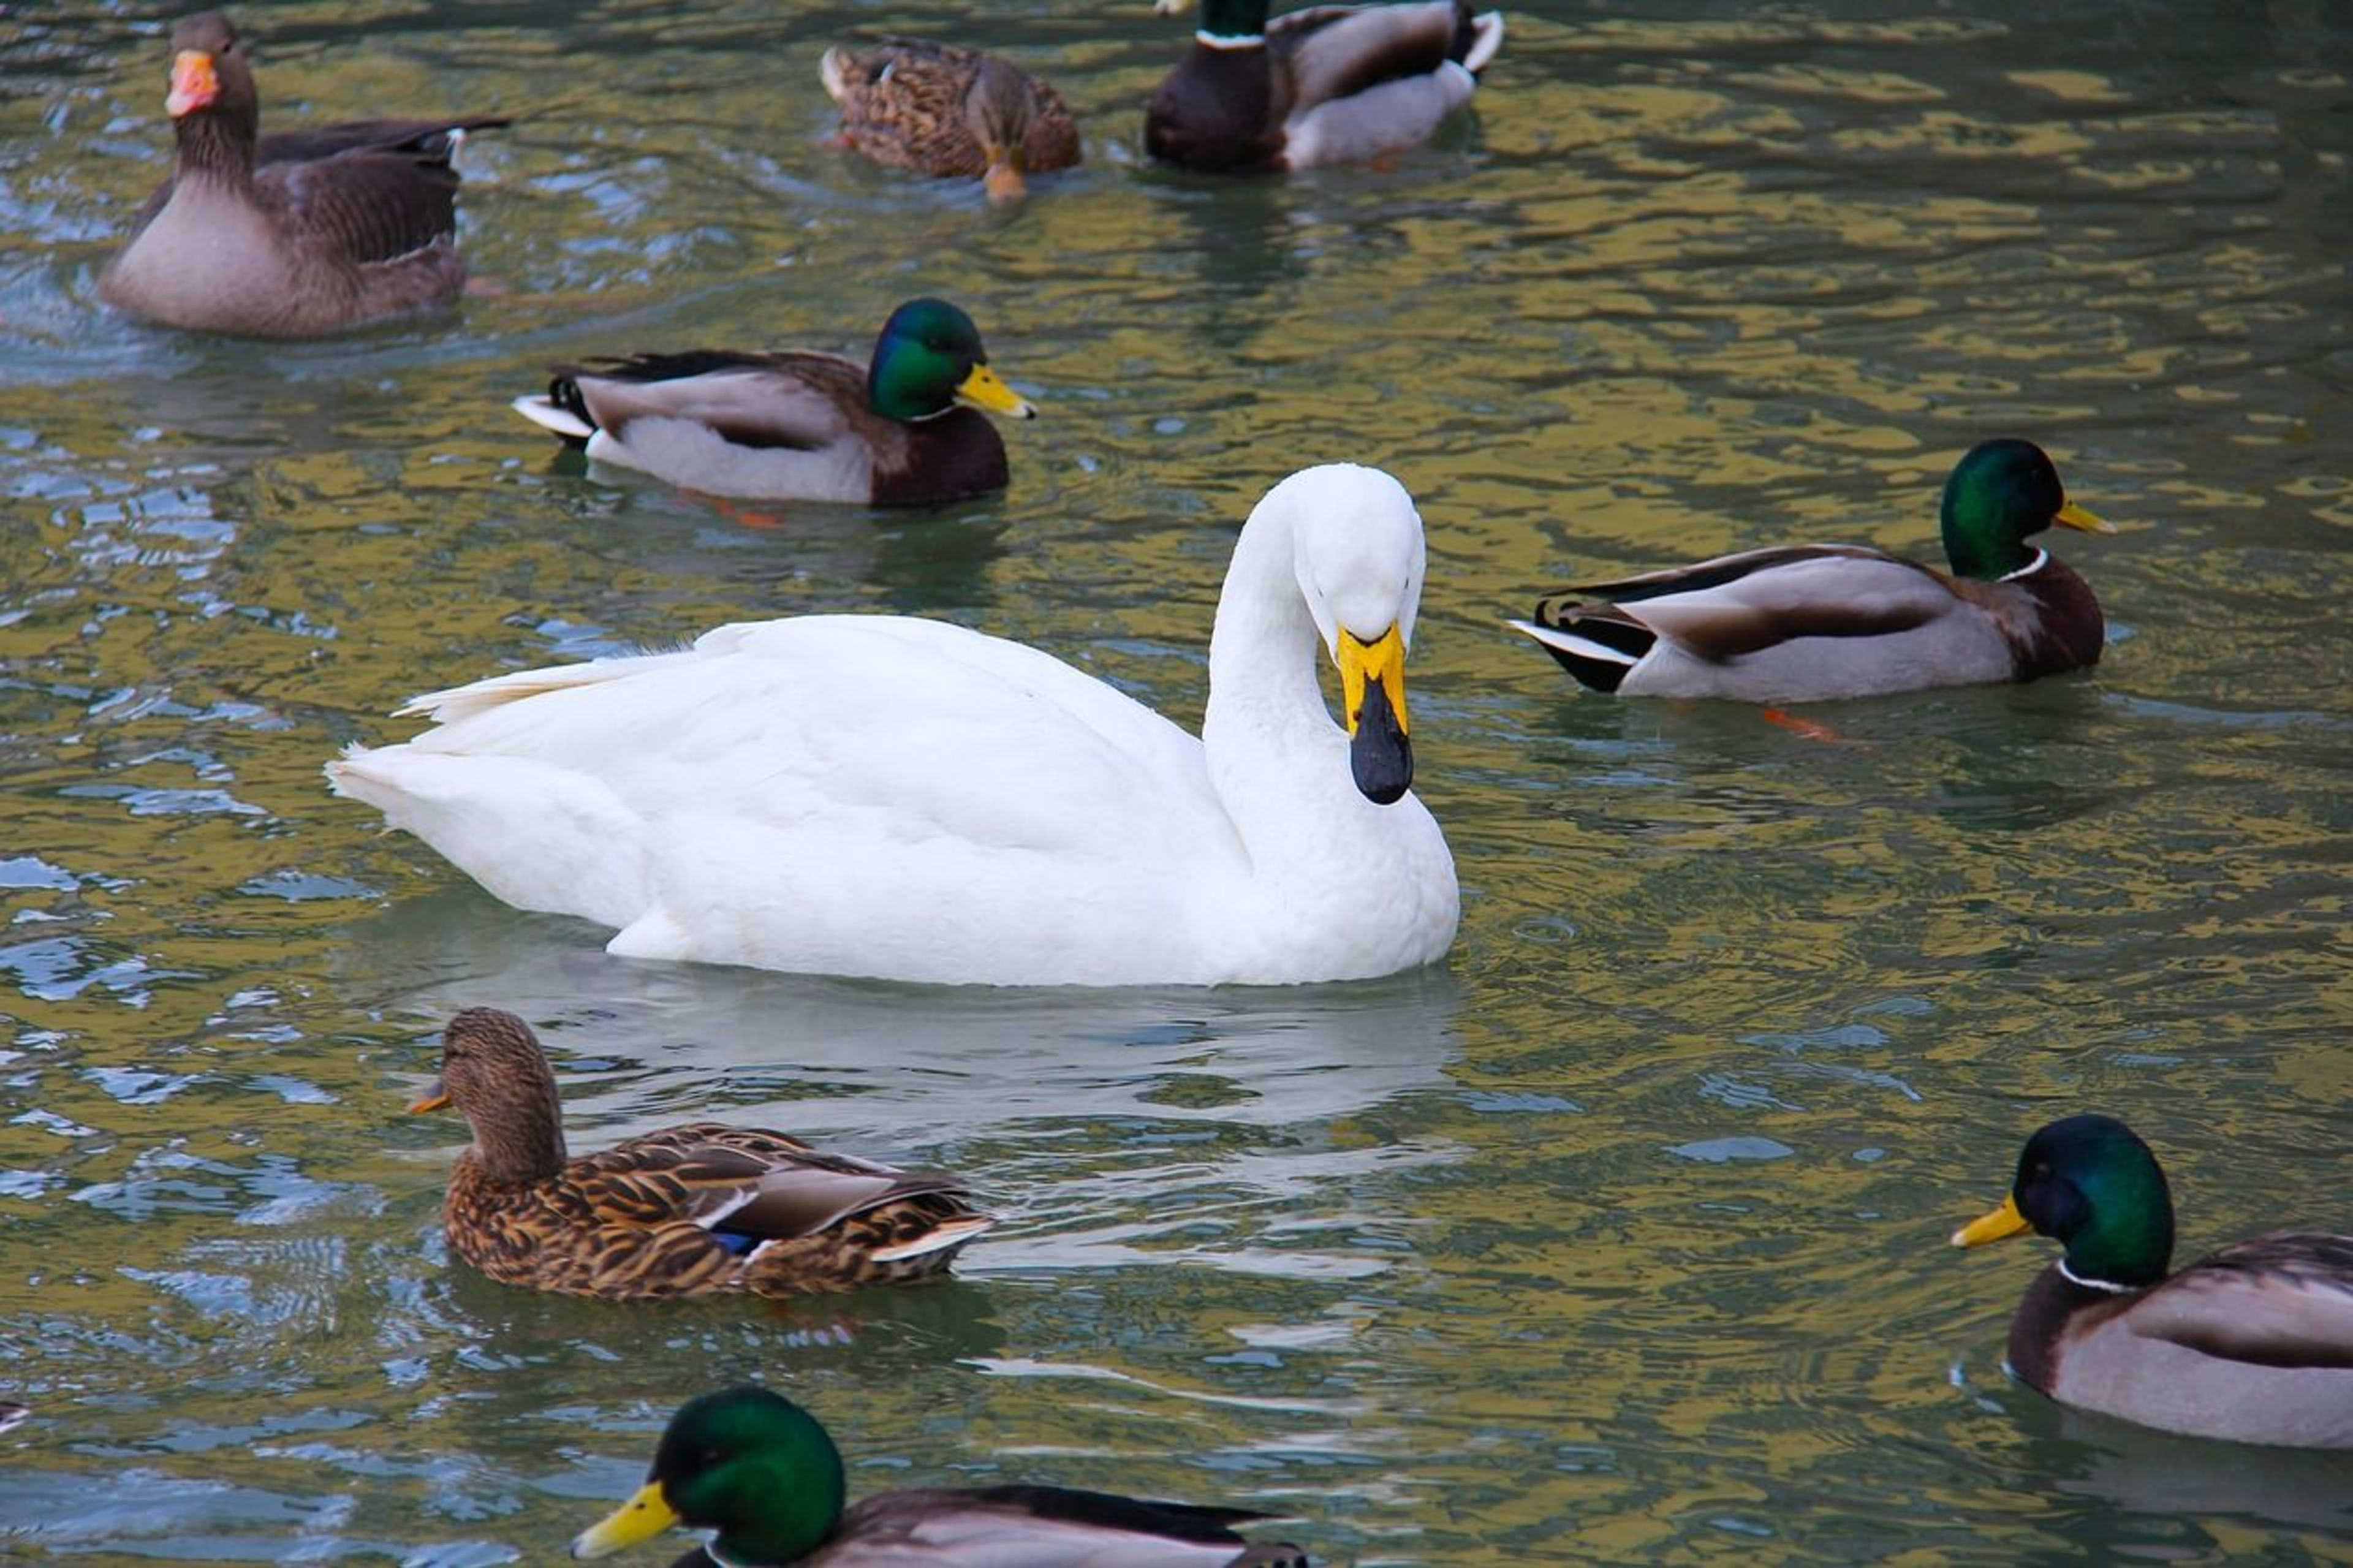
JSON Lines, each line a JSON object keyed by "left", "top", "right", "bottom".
{"left": 326, "top": 464, "right": 1459, "bottom": 986}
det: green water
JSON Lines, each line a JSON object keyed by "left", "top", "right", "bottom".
{"left": 4, "top": 0, "right": 2351, "bottom": 1561}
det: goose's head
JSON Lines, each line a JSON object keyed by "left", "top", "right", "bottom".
{"left": 165, "top": 10, "right": 261, "bottom": 150}
{"left": 1262, "top": 464, "right": 1428, "bottom": 806}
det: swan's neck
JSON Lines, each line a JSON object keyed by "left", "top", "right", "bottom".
{"left": 1205, "top": 506, "right": 1333, "bottom": 754}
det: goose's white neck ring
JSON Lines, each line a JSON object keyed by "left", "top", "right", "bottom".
{"left": 1197, "top": 29, "right": 1267, "bottom": 47}
{"left": 1999, "top": 547, "right": 2050, "bottom": 583}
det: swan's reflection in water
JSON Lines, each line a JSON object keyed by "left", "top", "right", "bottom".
{"left": 348, "top": 889, "right": 1467, "bottom": 1282}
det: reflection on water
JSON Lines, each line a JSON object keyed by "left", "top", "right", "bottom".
{"left": 2, "top": 0, "right": 2351, "bottom": 1561}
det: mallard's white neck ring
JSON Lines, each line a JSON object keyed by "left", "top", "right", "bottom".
{"left": 1999, "top": 547, "right": 2050, "bottom": 583}
{"left": 2057, "top": 1259, "right": 2135, "bottom": 1294}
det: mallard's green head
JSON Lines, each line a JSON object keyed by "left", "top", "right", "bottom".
{"left": 1953, "top": 1114, "right": 2177, "bottom": 1290}
{"left": 1156, "top": 0, "right": 1273, "bottom": 40}
{"left": 867, "top": 298, "right": 1037, "bottom": 424}
{"left": 572, "top": 1387, "right": 846, "bottom": 1564}
{"left": 1938, "top": 438, "right": 2113, "bottom": 580}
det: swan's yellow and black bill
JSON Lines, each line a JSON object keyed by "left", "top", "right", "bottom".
{"left": 407, "top": 1077, "right": 450, "bottom": 1115}
{"left": 571, "top": 1480, "right": 681, "bottom": 1559}
{"left": 1952, "top": 1192, "right": 2031, "bottom": 1248}
{"left": 2055, "top": 501, "right": 2115, "bottom": 534}
{"left": 956, "top": 363, "right": 1036, "bottom": 420}
{"left": 1339, "top": 626, "right": 1412, "bottom": 805}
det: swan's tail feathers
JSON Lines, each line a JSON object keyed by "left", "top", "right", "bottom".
{"left": 1508, "top": 617, "right": 1646, "bottom": 694}
{"left": 1460, "top": 9, "right": 1505, "bottom": 75}
{"left": 322, "top": 749, "right": 376, "bottom": 802}
{"left": 870, "top": 1212, "right": 998, "bottom": 1263}
{"left": 389, "top": 660, "right": 633, "bottom": 724}
{"left": 512, "top": 390, "right": 594, "bottom": 446}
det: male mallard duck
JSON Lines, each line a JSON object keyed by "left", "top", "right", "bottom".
{"left": 572, "top": 1385, "right": 1311, "bottom": 1566}
{"left": 820, "top": 37, "right": 1080, "bottom": 202}
{"left": 410, "top": 1007, "right": 995, "bottom": 1299}
{"left": 1145, "top": 0, "right": 1504, "bottom": 173}
{"left": 509, "top": 298, "right": 1036, "bottom": 506}
{"left": 325, "top": 464, "right": 1457, "bottom": 986}
{"left": 100, "top": 10, "right": 509, "bottom": 336}
{"left": 1953, "top": 1113, "right": 2353, "bottom": 1449}
{"left": 1515, "top": 428, "right": 2127, "bottom": 697}
{"left": 1509, "top": 439, "right": 2116, "bottom": 703}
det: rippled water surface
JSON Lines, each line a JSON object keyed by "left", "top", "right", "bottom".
{"left": 4, "top": 0, "right": 2352, "bottom": 1560}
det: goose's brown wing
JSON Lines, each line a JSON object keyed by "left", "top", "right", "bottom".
{"left": 127, "top": 115, "right": 509, "bottom": 251}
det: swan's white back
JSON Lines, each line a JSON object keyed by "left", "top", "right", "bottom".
{"left": 327, "top": 464, "right": 1458, "bottom": 986}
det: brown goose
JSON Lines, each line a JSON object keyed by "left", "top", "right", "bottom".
{"left": 411, "top": 1007, "right": 996, "bottom": 1300}
{"left": 99, "top": 10, "right": 509, "bottom": 337}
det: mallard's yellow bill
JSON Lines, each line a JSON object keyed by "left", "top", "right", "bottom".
{"left": 1952, "top": 1192, "right": 2031, "bottom": 1248}
{"left": 406, "top": 1077, "right": 450, "bottom": 1115}
{"left": 956, "top": 363, "right": 1036, "bottom": 420}
{"left": 571, "top": 1480, "right": 681, "bottom": 1559}
{"left": 2054, "top": 501, "right": 2115, "bottom": 534}
{"left": 1338, "top": 625, "right": 1410, "bottom": 739}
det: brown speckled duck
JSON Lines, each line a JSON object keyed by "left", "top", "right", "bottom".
{"left": 1145, "top": 0, "right": 1503, "bottom": 174}
{"left": 574, "top": 1386, "right": 1313, "bottom": 1566}
{"left": 1510, "top": 439, "right": 2114, "bottom": 703}
{"left": 1955, "top": 1114, "right": 2353, "bottom": 1449}
{"left": 411, "top": 1007, "right": 995, "bottom": 1300}
{"left": 820, "top": 37, "right": 1080, "bottom": 202}
{"left": 99, "top": 10, "right": 509, "bottom": 337}
{"left": 509, "top": 298, "right": 1036, "bottom": 506}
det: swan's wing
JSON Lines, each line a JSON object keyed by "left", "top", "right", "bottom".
{"left": 388, "top": 615, "right": 1221, "bottom": 860}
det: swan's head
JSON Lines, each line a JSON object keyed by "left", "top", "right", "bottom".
{"left": 1260, "top": 464, "right": 1428, "bottom": 806}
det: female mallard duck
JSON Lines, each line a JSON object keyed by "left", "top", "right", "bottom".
{"left": 325, "top": 464, "right": 1457, "bottom": 987}
{"left": 1954, "top": 1113, "right": 2353, "bottom": 1448}
{"left": 1145, "top": 0, "right": 1504, "bottom": 173}
{"left": 411, "top": 1007, "right": 995, "bottom": 1299}
{"left": 509, "top": 298, "right": 1036, "bottom": 507}
{"left": 1509, "top": 439, "right": 2116, "bottom": 703}
{"left": 100, "top": 10, "right": 509, "bottom": 336}
{"left": 573, "top": 1385, "right": 1311, "bottom": 1566}
{"left": 820, "top": 37, "right": 1080, "bottom": 201}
